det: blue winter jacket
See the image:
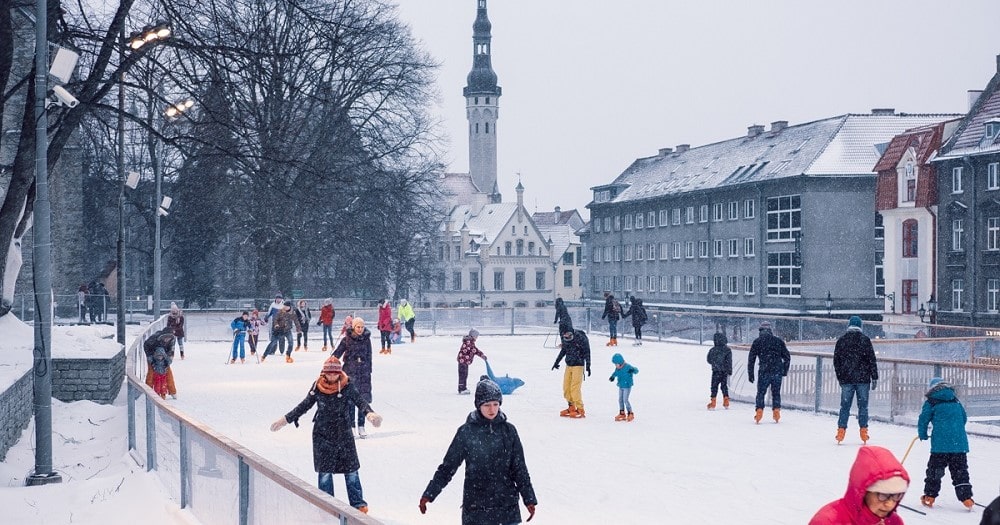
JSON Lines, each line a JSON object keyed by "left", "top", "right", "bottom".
{"left": 609, "top": 363, "right": 638, "bottom": 388}
{"left": 917, "top": 381, "right": 969, "bottom": 453}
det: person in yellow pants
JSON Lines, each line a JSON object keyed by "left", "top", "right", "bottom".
{"left": 551, "top": 329, "right": 591, "bottom": 418}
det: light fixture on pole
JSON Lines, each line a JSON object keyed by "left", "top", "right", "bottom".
{"left": 128, "top": 21, "right": 171, "bottom": 50}
{"left": 153, "top": 98, "right": 191, "bottom": 317}
{"left": 927, "top": 294, "right": 937, "bottom": 324}
{"left": 825, "top": 291, "right": 833, "bottom": 318}
{"left": 918, "top": 303, "right": 926, "bottom": 323}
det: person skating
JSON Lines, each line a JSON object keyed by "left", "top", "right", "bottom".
{"left": 809, "top": 445, "right": 910, "bottom": 524}
{"left": 317, "top": 298, "right": 335, "bottom": 351}
{"left": 143, "top": 328, "right": 178, "bottom": 398}
{"left": 621, "top": 296, "right": 648, "bottom": 346}
{"left": 551, "top": 328, "right": 591, "bottom": 418}
{"left": 262, "top": 301, "right": 296, "bottom": 363}
{"left": 377, "top": 299, "right": 393, "bottom": 354}
{"left": 834, "top": 315, "right": 879, "bottom": 444}
{"left": 457, "top": 329, "right": 488, "bottom": 394}
{"left": 247, "top": 309, "right": 265, "bottom": 357}
{"left": 148, "top": 346, "right": 172, "bottom": 399}
{"left": 294, "top": 299, "right": 312, "bottom": 351}
{"left": 608, "top": 353, "right": 638, "bottom": 421}
{"left": 230, "top": 311, "right": 250, "bottom": 363}
{"left": 747, "top": 321, "right": 790, "bottom": 423}
{"left": 167, "top": 302, "right": 187, "bottom": 359}
{"left": 917, "top": 378, "right": 975, "bottom": 510}
{"left": 419, "top": 376, "right": 537, "bottom": 524}
{"left": 77, "top": 284, "right": 88, "bottom": 323}
{"left": 399, "top": 299, "right": 417, "bottom": 343}
{"left": 553, "top": 297, "right": 573, "bottom": 336}
{"left": 600, "top": 291, "right": 622, "bottom": 346}
{"left": 706, "top": 331, "right": 732, "bottom": 409}
{"left": 270, "top": 356, "right": 383, "bottom": 514}
{"left": 333, "top": 317, "right": 374, "bottom": 438}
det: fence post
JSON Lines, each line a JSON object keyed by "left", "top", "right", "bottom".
{"left": 933, "top": 363, "right": 942, "bottom": 378}
{"left": 890, "top": 362, "right": 898, "bottom": 423}
{"left": 180, "top": 424, "right": 189, "bottom": 508}
{"left": 239, "top": 457, "right": 250, "bottom": 525}
{"left": 655, "top": 314, "right": 661, "bottom": 342}
{"left": 814, "top": 356, "right": 822, "bottom": 413}
{"left": 146, "top": 395, "right": 157, "bottom": 471}
{"left": 699, "top": 313, "right": 704, "bottom": 345}
{"left": 127, "top": 383, "right": 136, "bottom": 452}
{"left": 798, "top": 318, "right": 803, "bottom": 341}
{"left": 432, "top": 306, "right": 437, "bottom": 336}
{"left": 510, "top": 306, "right": 515, "bottom": 335}
{"left": 586, "top": 307, "right": 591, "bottom": 333}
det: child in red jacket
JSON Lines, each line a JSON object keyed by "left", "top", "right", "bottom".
{"left": 318, "top": 298, "right": 335, "bottom": 351}
{"left": 809, "top": 445, "right": 909, "bottom": 524}
{"left": 456, "top": 329, "right": 487, "bottom": 394}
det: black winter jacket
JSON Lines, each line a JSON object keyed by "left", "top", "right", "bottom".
{"left": 747, "top": 330, "right": 791, "bottom": 378}
{"left": 553, "top": 330, "right": 591, "bottom": 370}
{"left": 284, "top": 379, "right": 372, "bottom": 473}
{"left": 833, "top": 329, "right": 878, "bottom": 384}
{"left": 622, "top": 299, "right": 647, "bottom": 327}
{"left": 601, "top": 296, "right": 621, "bottom": 321}
{"left": 553, "top": 298, "right": 573, "bottom": 333}
{"left": 707, "top": 332, "right": 733, "bottom": 375}
{"left": 422, "top": 410, "right": 537, "bottom": 525}
{"left": 333, "top": 328, "right": 374, "bottom": 395}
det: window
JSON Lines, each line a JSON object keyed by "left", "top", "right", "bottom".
{"left": 593, "top": 219, "right": 601, "bottom": 233}
{"left": 952, "top": 219, "right": 964, "bottom": 252}
{"left": 453, "top": 272, "right": 462, "bottom": 291}
{"left": 672, "top": 208, "right": 681, "bottom": 225}
{"left": 988, "top": 279, "right": 999, "bottom": 313}
{"left": 635, "top": 275, "right": 644, "bottom": 292}
{"left": 728, "top": 239, "right": 739, "bottom": 258}
{"left": 952, "top": 166, "right": 963, "bottom": 193}
{"left": 902, "top": 219, "right": 918, "bottom": 258}
{"left": 700, "top": 205, "right": 709, "bottom": 223}
{"left": 685, "top": 241, "right": 695, "bottom": 259}
{"left": 603, "top": 217, "right": 611, "bottom": 232}
{"left": 713, "top": 203, "right": 724, "bottom": 222}
{"left": 505, "top": 242, "right": 512, "bottom": 255}
{"left": 524, "top": 226, "right": 528, "bottom": 235}
{"left": 624, "top": 275, "right": 633, "bottom": 292}
{"left": 714, "top": 239, "right": 723, "bottom": 258}
{"left": 744, "top": 238, "right": 755, "bottom": 257}
{"left": 624, "top": 244, "right": 632, "bottom": 261}
{"left": 745, "top": 199, "right": 755, "bottom": 219}
{"left": 660, "top": 276, "right": 669, "bottom": 292}
{"left": 744, "top": 276, "right": 755, "bottom": 295}
{"left": 989, "top": 163, "right": 1000, "bottom": 190}
{"left": 952, "top": 279, "right": 964, "bottom": 311}
{"left": 648, "top": 212, "right": 656, "bottom": 228}
{"left": 535, "top": 270, "right": 545, "bottom": 290}
{"left": 635, "top": 213, "right": 643, "bottom": 229}
{"left": 636, "top": 243, "right": 645, "bottom": 260}
{"left": 659, "top": 242, "right": 669, "bottom": 260}
{"left": 648, "top": 243, "right": 656, "bottom": 260}
{"left": 766, "top": 195, "right": 801, "bottom": 240}
{"left": 686, "top": 276, "right": 695, "bottom": 293}
{"left": 528, "top": 241, "right": 535, "bottom": 255}
{"left": 699, "top": 241, "right": 709, "bottom": 258}
{"left": 613, "top": 245, "right": 620, "bottom": 262}
{"left": 604, "top": 246, "right": 611, "bottom": 262}
{"left": 875, "top": 250, "right": 884, "bottom": 297}
{"left": 563, "top": 252, "right": 574, "bottom": 264}
{"left": 564, "top": 270, "right": 574, "bottom": 287}
{"left": 614, "top": 216, "right": 621, "bottom": 231}
{"left": 514, "top": 271, "right": 525, "bottom": 291}
{"left": 511, "top": 225, "right": 515, "bottom": 235}
{"left": 903, "top": 162, "right": 917, "bottom": 203}
{"left": 874, "top": 213, "right": 884, "bottom": 239}
{"left": 685, "top": 207, "right": 695, "bottom": 224}
{"left": 989, "top": 217, "right": 1000, "bottom": 251}
{"left": 728, "top": 201, "right": 739, "bottom": 220}
{"left": 659, "top": 210, "right": 668, "bottom": 226}
{"left": 672, "top": 275, "right": 682, "bottom": 293}
{"left": 729, "top": 276, "right": 739, "bottom": 295}
{"left": 767, "top": 252, "right": 801, "bottom": 296}
{"left": 516, "top": 239, "right": 524, "bottom": 256}
{"left": 624, "top": 213, "right": 633, "bottom": 230}
{"left": 592, "top": 247, "right": 600, "bottom": 264}
{"left": 700, "top": 276, "right": 709, "bottom": 293}
{"left": 494, "top": 271, "right": 504, "bottom": 291}
{"left": 713, "top": 276, "right": 723, "bottom": 294}
{"left": 470, "top": 271, "right": 479, "bottom": 292}
{"left": 672, "top": 242, "right": 682, "bottom": 259}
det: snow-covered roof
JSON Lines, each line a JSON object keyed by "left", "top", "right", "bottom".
{"left": 443, "top": 202, "right": 519, "bottom": 247}
{"left": 938, "top": 64, "right": 1000, "bottom": 159}
{"left": 532, "top": 209, "right": 583, "bottom": 261}
{"left": 439, "top": 172, "right": 490, "bottom": 210}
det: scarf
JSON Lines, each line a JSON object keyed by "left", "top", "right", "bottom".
{"left": 315, "top": 372, "right": 350, "bottom": 395}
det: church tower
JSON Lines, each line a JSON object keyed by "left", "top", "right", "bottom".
{"left": 464, "top": 0, "right": 502, "bottom": 202}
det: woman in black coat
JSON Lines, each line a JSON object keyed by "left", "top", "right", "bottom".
{"left": 270, "top": 356, "right": 382, "bottom": 514}
{"left": 420, "top": 377, "right": 538, "bottom": 525}
{"left": 333, "top": 316, "right": 374, "bottom": 436}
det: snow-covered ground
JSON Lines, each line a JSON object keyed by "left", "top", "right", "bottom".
{"left": 2, "top": 322, "right": 999, "bottom": 524}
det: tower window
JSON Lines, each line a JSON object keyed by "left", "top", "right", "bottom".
{"left": 485, "top": 123, "right": 489, "bottom": 134}
{"left": 486, "top": 97, "right": 490, "bottom": 104}
{"left": 475, "top": 97, "right": 479, "bottom": 104}
{"left": 475, "top": 123, "right": 479, "bottom": 133}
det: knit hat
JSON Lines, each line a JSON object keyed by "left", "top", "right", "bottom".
{"left": 275, "top": 292, "right": 283, "bottom": 299}
{"left": 474, "top": 376, "right": 503, "bottom": 408}
{"left": 759, "top": 321, "right": 771, "bottom": 330}
{"left": 848, "top": 316, "right": 863, "bottom": 329}
{"left": 468, "top": 328, "right": 480, "bottom": 338}
{"left": 322, "top": 356, "right": 343, "bottom": 374}
{"left": 612, "top": 353, "right": 624, "bottom": 365}
{"left": 401, "top": 299, "right": 408, "bottom": 306}
{"left": 867, "top": 475, "right": 909, "bottom": 494}
{"left": 929, "top": 377, "right": 944, "bottom": 389}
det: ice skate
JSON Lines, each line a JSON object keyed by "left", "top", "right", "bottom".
{"left": 626, "top": 411, "right": 634, "bottom": 422}
{"left": 707, "top": 397, "right": 716, "bottom": 410}
{"left": 614, "top": 410, "right": 627, "bottom": 421}
{"left": 836, "top": 427, "right": 846, "bottom": 443}
{"left": 754, "top": 408, "right": 763, "bottom": 424}
{"left": 772, "top": 408, "right": 781, "bottom": 423}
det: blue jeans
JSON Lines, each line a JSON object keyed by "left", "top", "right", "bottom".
{"left": 618, "top": 387, "right": 632, "bottom": 412}
{"left": 322, "top": 325, "right": 333, "bottom": 346}
{"left": 318, "top": 470, "right": 366, "bottom": 509}
{"left": 754, "top": 373, "right": 783, "bottom": 409}
{"left": 837, "top": 383, "right": 870, "bottom": 429}
{"left": 608, "top": 320, "right": 618, "bottom": 339}
{"left": 231, "top": 333, "right": 245, "bottom": 359}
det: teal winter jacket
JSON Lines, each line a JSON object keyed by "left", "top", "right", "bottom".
{"left": 917, "top": 381, "right": 969, "bottom": 453}
{"left": 609, "top": 363, "right": 638, "bottom": 388}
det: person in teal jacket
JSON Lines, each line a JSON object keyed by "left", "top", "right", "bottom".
{"left": 608, "top": 353, "right": 638, "bottom": 422}
{"left": 916, "top": 377, "right": 975, "bottom": 509}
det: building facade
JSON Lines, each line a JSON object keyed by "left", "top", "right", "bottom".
{"left": 532, "top": 207, "right": 585, "bottom": 300}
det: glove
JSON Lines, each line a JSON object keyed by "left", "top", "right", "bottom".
{"left": 870, "top": 380, "right": 877, "bottom": 391}
{"left": 366, "top": 412, "right": 383, "bottom": 428}
{"left": 526, "top": 504, "right": 535, "bottom": 521}
{"left": 419, "top": 497, "right": 430, "bottom": 514}
{"left": 551, "top": 364, "right": 559, "bottom": 371}
{"left": 608, "top": 376, "right": 614, "bottom": 382}
{"left": 748, "top": 374, "right": 754, "bottom": 383}
{"left": 586, "top": 368, "right": 591, "bottom": 377}
{"left": 270, "top": 417, "right": 287, "bottom": 432}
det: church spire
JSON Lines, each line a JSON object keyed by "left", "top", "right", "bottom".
{"left": 464, "top": 0, "right": 501, "bottom": 97}
{"left": 465, "top": 0, "right": 501, "bottom": 200}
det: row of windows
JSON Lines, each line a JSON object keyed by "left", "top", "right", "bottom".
{"left": 432, "top": 270, "right": 548, "bottom": 292}
{"left": 592, "top": 238, "right": 756, "bottom": 262}
{"left": 593, "top": 275, "right": 757, "bottom": 296}
{"left": 946, "top": 278, "right": 1000, "bottom": 313}
{"left": 951, "top": 163, "right": 1000, "bottom": 194}
{"left": 901, "top": 215, "right": 1000, "bottom": 257}
{"left": 592, "top": 199, "right": 757, "bottom": 233}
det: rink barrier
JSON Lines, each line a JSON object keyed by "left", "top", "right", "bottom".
{"left": 125, "top": 318, "right": 381, "bottom": 525}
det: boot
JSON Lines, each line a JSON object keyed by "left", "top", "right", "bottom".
{"left": 303, "top": 346, "right": 308, "bottom": 352}
{"left": 626, "top": 411, "right": 634, "bottom": 422}
{"left": 321, "top": 345, "right": 328, "bottom": 352}
{"left": 285, "top": 354, "right": 294, "bottom": 363}
{"left": 754, "top": 408, "right": 763, "bottom": 424}
{"left": 386, "top": 347, "right": 392, "bottom": 355}
{"left": 240, "top": 358, "right": 245, "bottom": 364}
{"left": 836, "top": 427, "right": 846, "bottom": 443}
{"left": 229, "top": 358, "right": 236, "bottom": 364}
{"left": 920, "top": 495, "right": 935, "bottom": 508}
{"left": 180, "top": 351, "right": 185, "bottom": 360}
{"left": 260, "top": 355, "right": 266, "bottom": 363}
{"left": 606, "top": 339, "right": 613, "bottom": 347}
{"left": 963, "top": 499, "right": 975, "bottom": 510}
{"left": 559, "top": 404, "right": 576, "bottom": 417}
{"left": 772, "top": 408, "right": 781, "bottom": 423}
{"left": 612, "top": 338, "right": 618, "bottom": 346}
{"left": 358, "top": 506, "right": 368, "bottom": 514}
{"left": 723, "top": 396, "right": 730, "bottom": 409}
{"left": 294, "top": 344, "right": 301, "bottom": 352}
{"left": 859, "top": 427, "right": 869, "bottom": 444}
{"left": 614, "top": 410, "right": 627, "bottom": 421}
{"left": 571, "top": 407, "right": 586, "bottom": 418}
{"left": 411, "top": 334, "right": 416, "bottom": 343}
{"left": 707, "top": 397, "right": 717, "bottom": 410}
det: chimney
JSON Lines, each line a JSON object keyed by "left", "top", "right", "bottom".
{"left": 554, "top": 206, "right": 561, "bottom": 223}
{"left": 675, "top": 144, "right": 690, "bottom": 153}
{"left": 747, "top": 125, "right": 764, "bottom": 138}
{"left": 871, "top": 108, "right": 896, "bottom": 116}
{"left": 658, "top": 147, "right": 673, "bottom": 157}
{"left": 770, "top": 120, "right": 788, "bottom": 133}
{"left": 969, "top": 90, "right": 984, "bottom": 111}
{"left": 996, "top": 53, "right": 1000, "bottom": 73}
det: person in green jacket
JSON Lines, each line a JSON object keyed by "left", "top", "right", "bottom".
{"left": 398, "top": 299, "right": 417, "bottom": 343}
{"left": 917, "top": 377, "right": 975, "bottom": 509}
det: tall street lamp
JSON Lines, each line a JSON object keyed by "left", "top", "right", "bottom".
{"left": 825, "top": 291, "right": 833, "bottom": 318}
{"left": 151, "top": 98, "right": 192, "bottom": 317}
{"left": 927, "top": 294, "right": 937, "bottom": 325}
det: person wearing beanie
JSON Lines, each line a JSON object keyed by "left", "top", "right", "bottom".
{"left": 247, "top": 309, "right": 265, "bottom": 358}
{"left": 609, "top": 353, "right": 639, "bottom": 421}
{"left": 270, "top": 356, "right": 383, "bottom": 515}
{"left": 706, "top": 332, "right": 732, "bottom": 410}
{"left": 167, "top": 302, "right": 187, "bottom": 359}
{"left": 809, "top": 445, "right": 909, "bottom": 524}
{"left": 398, "top": 299, "right": 417, "bottom": 343}
{"left": 600, "top": 291, "right": 622, "bottom": 346}
{"left": 377, "top": 299, "right": 394, "bottom": 354}
{"left": 552, "top": 328, "right": 592, "bottom": 418}
{"left": 229, "top": 311, "right": 251, "bottom": 364}
{"left": 333, "top": 317, "right": 375, "bottom": 437}
{"left": 420, "top": 376, "right": 537, "bottom": 524}
{"left": 317, "top": 298, "right": 335, "bottom": 352}
{"left": 748, "top": 321, "right": 790, "bottom": 423}
{"left": 293, "top": 299, "right": 312, "bottom": 352}
{"left": 917, "top": 378, "right": 975, "bottom": 509}
{"left": 553, "top": 297, "right": 573, "bottom": 337}
{"left": 457, "top": 329, "right": 488, "bottom": 394}
{"left": 262, "top": 301, "right": 297, "bottom": 363}
{"left": 833, "top": 315, "right": 878, "bottom": 444}
{"left": 981, "top": 495, "right": 1000, "bottom": 525}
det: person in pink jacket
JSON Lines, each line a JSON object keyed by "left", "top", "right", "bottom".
{"left": 377, "top": 299, "right": 393, "bottom": 355}
{"left": 810, "top": 445, "right": 910, "bottom": 524}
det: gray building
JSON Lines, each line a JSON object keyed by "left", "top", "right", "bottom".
{"left": 583, "top": 111, "right": 957, "bottom": 316}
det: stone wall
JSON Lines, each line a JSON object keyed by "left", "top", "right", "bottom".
{"left": 51, "top": 349, "right": 125, "bottom": 403}
{"left": 0, "top": 370, "right": 33, "bottom": 461}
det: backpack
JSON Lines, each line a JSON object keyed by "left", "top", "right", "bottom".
{"left": 612, "top": 300, "right": 622, "bottom": 315}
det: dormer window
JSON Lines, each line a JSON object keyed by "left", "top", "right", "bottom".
{"left": 986, "top": 120, "right": 1000, "bottom": 139}
{"left": 901, "top": 162, "right": 916, "bottom": 203}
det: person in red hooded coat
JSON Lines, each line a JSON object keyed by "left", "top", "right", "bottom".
{"left": 810, "top": 445, "right": 910, "bottom": 524}
{"left": 377, "top": 298, "right": 393, "bottom": 354}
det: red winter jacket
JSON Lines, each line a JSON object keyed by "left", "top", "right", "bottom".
{"left": 809, "top": 446, "right": 909, "bottom": 525}
{"left": 377, "top": 303, "right": 392, "bottom": 332}
{"left": 318, "top": 304, "right": 334, "bottom": 326}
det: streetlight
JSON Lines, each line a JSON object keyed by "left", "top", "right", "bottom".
{"left": 927, "top": 294, "right": 937, "bottom": 324}
{"left": 152, "top": 98, "right": 192, "bottom": 317}
{"left": 918, "top": 303, "right": 926, "bottom": 323}
{"left": 825, "top": 291, "right": 833, "bottom": 318}
{"left": 128, "top": 22, "right": 171, "bottom": 50}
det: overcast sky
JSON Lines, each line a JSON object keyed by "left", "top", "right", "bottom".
{"left": 394, "top": 1, "right": 1000, "bottom": 219}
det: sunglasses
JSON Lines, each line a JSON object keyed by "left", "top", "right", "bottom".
{"left": 872, "top": 492, "right": 905, "bottom": 502}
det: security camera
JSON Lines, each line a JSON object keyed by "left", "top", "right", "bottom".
{"left": 51, "top": 85, "right": 79, "bottom": 108}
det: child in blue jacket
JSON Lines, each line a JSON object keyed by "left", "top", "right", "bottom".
{"left": 230, "top": 311, "right": 250, "bottom": 363}
{"left": 608, "top": 353, "right": 638, "bottom": 421}
{"left": 917, "top": 378, "right": 975, "bottom": 509}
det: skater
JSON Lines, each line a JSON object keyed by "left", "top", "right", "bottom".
{"left": 457, "top": 329, "right": 488, "bottom": 394}
{"left": 247, "top": 309, "right": 265, "bottom": 356}
{"left": 318, "top": 298, "right": 335, "bottom": 351}
{"left": 621, "top": 296, "right": 647, "bottom": 345}
{"left": 143, "top": 328, "right": 177, "bottom": 398}
{"left": 86, "top": 280, "right": 100, "bottom": 323}
{"left": 377, "top": 299, "right": 393, "bottom": 354}
{"left": 148, "top": 346, "right": 172, "bottom": 399}
{"left": 339, "top": 315, "right": 354, "bottom": 339}
{"left": 981, "top": 495, "right": 1000, "bottom": 525}
{"left": 390, "top": 318, "right": 405, "bottom": 345}
{"left": 600, "top": 291, "right": 622, "bottom": 346}
{"left": 551, "top": 328, "right": 591, "bottom": 418}
{"left": 167, "top": 302, "right": 187, "bottom": 359}
{"left": 295, "top": 299, "right": 312, "bottom": 351}
{"left": 834, "top": 315, "right": 879, "bottom": 444}
{"left": 809, "top": 445, "right": 910, "bottom": 525}
{"left": 263, "top": 292, "right": 285, "bottom": 345}
{"left": 706, "top": 332, "right": 732, "bottom": 409}
{"left": 608, "top": 353, "right": 638, "bottom": 421}
{"left": 262, "top": 301, "right": 296, "bottom": 363}
{"left": 230, "top": 311, "right": 250, "bottom": 363}
{"left": 399, "top": 299, "right": 416, "bottom": 343}
{"left": 917, "top": 378, "right": 975, "bottom": 509}
{"left": 77, "top": 284, "right": 88, "bottom": 323}
{"left": 747, "top": 321, "right": 790, "bottom": 423}
{"left": 419, "top": 376, "right": 537, "bottom": 524}
{"left": 333, "top": 317, "right": 374, "bottom": 438}
{"left": 553, "top": 297, "right": 573, "bottom": 335}
{"left": 270, "top": 356, "right": 383, "bottom": 515}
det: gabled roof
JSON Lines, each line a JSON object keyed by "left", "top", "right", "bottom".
{"left": 873, "top": 121, "right": 955, "bottom": 172}
{"left": 442, "top": 202, "right": 518, "bottom": 247}
{"left": 938, "top": 57, "right": 1000, "bottom": 159}
{"left": 439, "top": 172, "right": 490, "bottom": 210}
{"left": 531, "top": 209, "right": 584, "bottom": 229}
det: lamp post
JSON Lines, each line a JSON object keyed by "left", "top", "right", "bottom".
{"left": 151, "top": 98, "right": 191, "bottom": 318}
{"left": 927, "top": 294, "right": 937, "bottom": 325}
{"left": 825, "top": 291, "right": 833, "bottom": 318}
{"left": 918, "top": 303, "right": 926, "bottom": 323}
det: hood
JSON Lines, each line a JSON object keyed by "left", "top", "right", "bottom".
{"left": 555, "top": 297, "right": 564, "bottom": 307}
{"left": 713, "top": 332, "right": 728, "bottom": 346}
{"left": 926, "top": 381, "right": 957, "bottom": 402}
{"left": 632, "top": 298, "right": 642, "bottom": 306}
{"left": 842, "top": 446, "right": 910, "bottom": 518}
